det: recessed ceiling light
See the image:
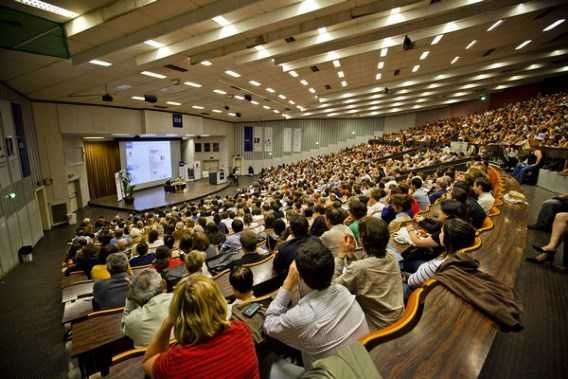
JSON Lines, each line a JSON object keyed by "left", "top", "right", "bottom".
{"left": 412, "top": 65, "right": 420, "bottom": 72}
{"left": 419, "top": 51, "right": 430, "bottom": 60}
{"left": 201, "top": 60, "right": 212, "bottom": 66}
{"left": 333, "top": 60, "right": 341, "bottom": 68}
{"left": 289, "top": 100, "right": 295, "bottom": 105}
{"left": 337, "top": 71, "right": 344, "bottom": 78}
{"left": 213, "top": 89, "right": 226, "bottom": 95}
{"left": 184, "top": 81, "right": 202, "bottom": 88}
{"left": 308, "top": 88, "right": 316, "bottom": 93}
{"left": 263, "top": 105, "right": 271, "bottom": 110}
{"left": 212, "top": 16, "right": 230, "bottom": 26}
{"left": 14, "top": 0, "right": 77, "bottom": 18}
{"left": 249, "top": 80, "right": 261, "bottom": 86}
{"left": 251, "top": 100, "right": 259, "bottom": 105}
{"left": 543, "top": 19, "right": 565, "bottom": 32}
{"left": 212, "top": 109, "right": 223, "bottom": 113}
{"left": 341, "top": 80, "right": 347, "bottom": 87}
{"left": 235, "top": 95, "right": 245, "bottom": 100}
{"left": 377, "top": 61, "right": 384, "bottom": 69}
{"left": 487, "top": 19, "right": 503, "bottom": 32}
{"left": 451, "top": 56, "right": 460, "bottom": 64}
{"left": 289, "top": 71, "right": 299, "bottom": 77}
{"left": 526, "top": 63, "right": 544, "bottom": 70}
{"left": 228, "top": 112, "right": 236, "bottom": 117}
{"left": 166, "top": 101, "right": 181, "bottom": 106}
{"left": 273, "top": 109, "right": 280, "bottom": 114}
{"left": 278, "top": 94, "right": 287, "bottom": 100}
{"left": 225, "top": 70, "right": 240, "bottom": 78}
{"left": 266, "top": 88, "right": 275, "bottom": 93}
{"left": 465, "top": 40, "right": 477, "bottom": 49}
{"left": 431, "top": 35, "right": 444, "bottom": 45}
{"left": 115, "top": 84, "right": 131, "bottom": 91}
{"left": 192, "top": 105, "right": 204, "bottom": 110}
{"left": 144, "top": 40, "right": 164, "bottom": 48}
{"left": 375, "top": 73, "right": 382, "bottom": 80}
{"left": 300, "top": 79, "right": 309, "bottom": 86}
{"left": 515, "top": 40, "right": 531, "bottom": 50}
{"left": 283, "top": 114, "right": 291, "bottom": 119}
{"left": 141, "top": 71, "right": 166, "bottom": 79}
{"left": 89, "top": 59, "right": 112, "bottom": 67}
{"left": 131, "top": 96, "right": 145, "bottom": 101}
{"left": 380, "top": 48, "right": 388, "bottom": 57}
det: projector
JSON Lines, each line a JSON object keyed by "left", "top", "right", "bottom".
{"left": 102, "top": 94, "right": 113, "bottom": 102}
{"left": 144, "top": 95, "right": 158, "bottom": 103}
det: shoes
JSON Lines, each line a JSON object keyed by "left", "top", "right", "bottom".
{"left": 526, "top": 251, "right": 555, "bottom": 264}
{"left": 532, "top": 244, "right": 556, "bottom": 254}
{"left": 527, "top": 224, "right": 544, "bottom": 231}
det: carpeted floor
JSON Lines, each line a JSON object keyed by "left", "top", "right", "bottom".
{"left": 0, "top": 177, "right": 566, "bottom": 378}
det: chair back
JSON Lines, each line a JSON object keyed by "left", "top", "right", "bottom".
{"left": 213, "top": 269, "right": 233, "bottom": 298}
{"left": 477, "top": 217, "right": 494, "bottom": 234}
{"left": 131, "top": 264, "right": 153, "bottom": 277}
{"left": 244, "top": 254, "right": 275, "bottom": 286}
{"left": 87, "top": 306, "right": 124, "bottom": 319}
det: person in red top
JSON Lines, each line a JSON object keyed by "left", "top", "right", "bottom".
{"left": 153, "top": 245, "right": 184, "bottom": 273}
{"left": 143, "top": 274, "right": 260, "bottom": 379}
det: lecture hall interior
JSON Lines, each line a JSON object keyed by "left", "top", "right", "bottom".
{"left": 1, "top": 0, "right": 568, "bottom": 378}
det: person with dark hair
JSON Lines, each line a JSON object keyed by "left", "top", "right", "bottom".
{"left": 206, "top": 222, "right": 226, "bottom": 248}
{"left": 266, "top": 218, "right": 287, "bottom": 252}
{"left": 220, "top": 219, "right": 244, "bottom": 254}
{"left": 334, "top": 218, "right": 404, "bottom": 329}
{"left": 450, "top": 185, "right": 486, "bottom": 229}
{"left": 473, "top": 176, "right": 495, "bottom": 213}
{"left": 178, "top": 235, "right": 193, "bottom": 255}
{"left": 264, "top": 238, "right": 369, "bottom": 372}
{"left": 309, "top": 215, "right": 329, "bottom": 237}
{"left": 411, "top": 176, "right": 431, "bottom": 211}
{"left": 153, "top": 245, "right": 184, "bottom": 274}
{"left": 75, "top": 244, "right": 99, "bottom": 279}
{"left": 232, "top": 229, "right": 266, "bottom": 267}
{"left": 407, "top": 218, "right": 476, "bottom": 289}
{"left": 147, "top": 229, "right": 163, "bottom": 251}
{"left": 347, "top": 200, "right": 367, "bottom": 242}
{"left": 91, "top": 245, "right": 118, "bottom": 280}
{"left": 130, "top": 241, "right": 156, "bottom": 267}
{"left": 273, "top": 215, "right": 314, "bottom": 277}
{"left": 321, "top": 207, "right": 354, "bottom": 257}
{"left": 229, "top": 266, "right": 255, "bottom": 305}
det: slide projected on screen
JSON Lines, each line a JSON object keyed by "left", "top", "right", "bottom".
{"left": 124, "top": 141, "right": 172, "bottom": 185}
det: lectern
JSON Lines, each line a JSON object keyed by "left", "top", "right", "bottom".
{"left": 208, "top": 170, "right": 227, "bottom": 185}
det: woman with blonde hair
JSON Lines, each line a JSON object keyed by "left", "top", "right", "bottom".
{"left": 143, "top": 274, "right": 260, "bottom": 378}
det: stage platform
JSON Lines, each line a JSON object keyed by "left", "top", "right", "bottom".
{"left": 89, "top": 179, "right": 232, "bottom": 212}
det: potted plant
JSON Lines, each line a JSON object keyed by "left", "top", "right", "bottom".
{"left": 119, "top": 170, "right": 136, "bottom": 204}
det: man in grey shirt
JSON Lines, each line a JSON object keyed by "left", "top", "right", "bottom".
{"left": 264, "top": 238, "right": 369, "bottom": 371}
{"left": 93, "top": 252, "right": 129, "bottom": 310}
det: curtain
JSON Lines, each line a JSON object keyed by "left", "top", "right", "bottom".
{"left": 84, "top": 141, "right": 121, "bottom": 199}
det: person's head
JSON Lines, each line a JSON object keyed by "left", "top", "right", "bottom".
{"left": 240, "top": 229, "right": 258, "bottom": 253}
{"left": 369, "top": 188, "right": 386, "bottom": 203}
{"left": 390, "top": 193, "right": 410, "bottom": 213}
{"left": 440, "top": 218, "right": 476, "bottom": 254}
{"left": 295, "top": 238, "right": 334, "bottom": 290}
{"left": 229, "top": 266, "right": 254, "bottom": 296}
{"left": 309, "top": 215, "right": 329, "bottom": 237}
{"left": 179, "top": 235, "right": 193, "bottom": 254}
{"left": 289, "top": 215, "right": 309, "bottom": 238}
{"left": 450, "top": 186, "right": 468, "bottom": 204}
{"left": 192, "top": 231, "right": 210, "bottom": 252}
{"left": 264, "top": 214, "right": 275, "bottom": 229}
{"left": 359, "top": 217, "right": 389, "bottom": 258}
{"left": 411, "top": 176, "right": 423, "bottom": 190}
{"left": 439, "top": 199, "right": 466, "bottom": 221}
{"left": 474, "top": 176, "right": 492, "bottom": 196}
{"left": 231, "top": 219, "right": 244, "bottom": 233}
{"left": 106, "top": 252, "right": 129, "bottom": 275}
{"left": 164, "top": 235, "right": 175, "bottom": 249}
{"left": 169, "top": 274, "right": 230, "bottom": 345}
{"left": 349, "top": 200, "right": 367, "bottom": 220}
{"left": 128, "top": 269, "right": 164, "bottom": 306}
{"left": 155, "top": 245, "right": 171, "bottom": 261}
{"left": 185, "top": 250, "right": 206, "bottom": 274}
{"left": 148, "top": 229, "right": 159, "bottom": 243}
{"left": 136, "top": 241, "right": 149, "bottom": 256}
{"left": 325, "top": 207, "right": 345, "bottom": 226}
{"left": 273, "top": 218, "right": 286, "bottom": 236}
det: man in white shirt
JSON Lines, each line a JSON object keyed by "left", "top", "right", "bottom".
{"left": 474, "top": 176, "right": 495, "bottom": 214}
{"left": 122, "top": 269, "right": 172, "bottom": 347}
{"left": 320, "top": 207, "right": 354, "bottom": 257}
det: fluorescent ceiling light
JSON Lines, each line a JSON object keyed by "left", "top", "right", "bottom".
{"left": 89, "top": 59, "right": 112, "bottom": 67}
{"left": 337, "top": 71, "right": 344, "bottom": 78}
{"left": 14, "top": 0, "right": 77, "bottom": 18}
{"left": 141, "top": 71, "right": 166, "bottom": 79}
{"left": 131, "top": 96, "right": 145, "bottom": 101}
{"left": 263, "top": 105, "right": 271, "bottom": 110}
{"left": 377, "top": 61, "right": 384, "bottom": 69}
{"left": 376, "top": 73, "right": 382, "bottom": 80}
{"left": 341, "top": 80, "right": 348, "bottom": 87}
{"left": 289, "top": 100, "right": 295, "bottom": 105}
{"left": 235, "top": 95, "right": 245, "bottom": 100}
{"left": 144, "top": 40, "right": 163, "bottom": 48}
{"left": 515, "top": 40, "right": 531, "bottom": 50}
{"left": 184, "top": 81, "right": 202, "bottom": 88}
{"left": 300, "top": 80, "right": 309, "bottom": 86}
{"left": 228, "top": 113, "right": 236, "bottom": 117}
{"left": 419, "top": 51, "right": 430, "bottom": 60}
{"left": 115, "top": 84, "right": 131, "bottom": 91}
{"left": 225, "top": 70, "right": 240, "bottom": 78}
{"left": 249, "top": 80, "right": 261, "bottom": 86}
{"left": 451, "top": 56, "right": 460, "bottom": 64}
{"left": 308, "top": 88, "right": 316, "bottom": 94}
{"left": 251, "top": 100, "right": 259, "bottom": 105}
{"left": 213, "top": 89, "right": 226, "bottom": 95}
{"left": 212, "top": 109, "right": 223, "bottom": 113}
{"left": 166, "top": 101, "right": 181, "bottom": 106}
{"left": 544, "top": 19, "right": 565, "bottom": 31}
{"left": 266, "top": 88, "right": 275, "bottom": 93}
{"left": 278, "top": 94, "right": 287, "bottom": 100}
{"left": 431, "top": 35, "right": 443, "bottom": 45}
{"left": 83, "top": 136, "right": 105, "bottom": 140}
{"left": 333, "top": 60, "right": 341, "bottom": 68}
{"left": 192, "top": 105, "right": 204, "bottom": 109}
{"left": 289, "top": 71, "right": 299, "bottom": 77}
{"left": 212, "top": 16, "right": 230, "bottom": 26}
{"left": 487, "top": 19, "right": 503, "bottom": 32}
{"left": 273, "top": 109, "right": 280, "bottom": 114}
{"left": 380, "top": 48, "right": 388, "bottom": 57}
{"left": 465, "top": 40, "right": 477, "bottom": 49}
{"left": 412, "top": 65, "right": 420, "bottom": 72}
{"left": 201, "top": 60, "right": 212, "bottom": 66}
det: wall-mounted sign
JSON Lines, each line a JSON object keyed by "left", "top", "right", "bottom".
{"left": 172, "top": 112, "right": 183, "bottom": 128}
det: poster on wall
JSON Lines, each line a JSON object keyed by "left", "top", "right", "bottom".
{"left": 253, "top": 127, "right": 263, "bottom": 152}
{"left": 172, "top": 112, "right": 183, "bottom": 128}
{"left": 264, "top": 127, "right": 272, "bottom": 152}
{"left": 244, "top": 127, "right": 253, "bottom": 152}
{"left": 283, "top": 128, "right": 292, "bottom": 153}
{"left": 293, "top": 128, "right": 302, "bottom": 152}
